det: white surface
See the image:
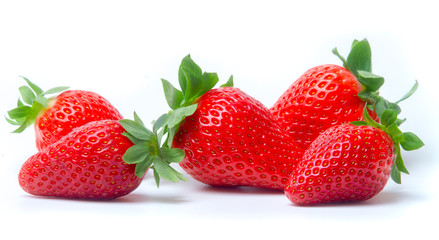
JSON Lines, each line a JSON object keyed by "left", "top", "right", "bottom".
{"left": 1, "top": 0, "right": 438, "bottom": 239}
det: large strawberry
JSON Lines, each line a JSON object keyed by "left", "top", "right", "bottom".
{"left": 270, "top": 39, "right": 394, "bottom": 149}
{"left": 7, "top": 77, "right": 123, "bottom": 151}
{"left": 285, "top": 106, "right": 423, "bottom": 205}
{"left": 19, "top": 114, "right": 186, "bottom": 199}
{"left": 155, "top": 55, "right": 304, "bottom": 190}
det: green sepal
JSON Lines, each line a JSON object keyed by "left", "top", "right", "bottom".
{"left": 390, "top": 164, "right": 402, "bottom": 184}
{"left": 220, "top": 75, "right": 234, "bottom": 87}
{"left": 332, "top": 39, "right": 371, "bottom": 74}
{"left": 158, "top": 54, "right": 232, "bottom": 151}
{"left": 135, "top": 155, "right": 154, "bottom": 178}
{"left": 160, "top": 147, "right": 185, "bottom": 163}
{"left": 400, "top": 132, "right": 424, "bottom": 151}
{"left": 395, "top": 81, "right": 419, "bottom": 104}
{"left": 123, "top": 144, "right": 150, "bottom": 164}
{"left": 120, "top": 112, "right": 187, "bottom": 187}
{"left": 167, "top": 104, "right": 198, "bottom": 129}
{"left": 356, "top": 70, "right": 384, "bottom": 92}
{"left": 161, "top": 79, "right": 184, "bottom": 110}
{"left": 346, "top": 39, "right": 372, "bottom": 73}
{"left": 394, "top": 144, "right": 409, "bottom": 175}
{"left": 120, "top": 118, "right": 154, "bottom": 141}
{"left": 178, "top": 54, "right": 203, "bottom": 99}
{"left": 6, "top": 77, "right": 69, "bottom": 133}
{"left": 380, "top": 109, "right": 399, "bottom": 126}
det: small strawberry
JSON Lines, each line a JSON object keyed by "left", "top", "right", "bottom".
{"left": 7, "top": 77, "right": 123, "bottom": 151}
{"left": 156, "top": 55, "right": 304, "bottom": 190}
{"left": 270, "top": 39, "right": 392, "bottom": 149}
{"left": 19, "top": 114, "right": 186, "bottom": 199}
{"left": 285, "top": 106, "right": 424, "bottom": 205}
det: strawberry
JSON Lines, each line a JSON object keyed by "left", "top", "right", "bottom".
{"left": 270, "top": 39, "right": 391, "bottom": 149}
{"left": 285, "top": 105, "right": 424, "bottom": 205}
{"left": 7, "top": 77, "right": 123, "bottom": 151}
{"left": 18, "top": 114, "right": 186, "bottom": 199}
{"left": 156, "top": 55, "right": 304, "bottom": 190}
{"left": 19, "top": 120, "right": 139, "bottom": 199}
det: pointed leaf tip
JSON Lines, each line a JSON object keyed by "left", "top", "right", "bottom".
{"left": 400, "top": 132, "right": 424, "bottom": 151}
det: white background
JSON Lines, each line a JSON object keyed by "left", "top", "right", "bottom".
{"left": 1, "top": 0, "right": 438, "bottom": 239}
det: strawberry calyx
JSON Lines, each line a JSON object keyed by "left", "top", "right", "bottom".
{"left": 332, "top": 39, "right": 401, "bottom": 119}
{"left": 6, "top": 77, "right": 69, "bottom": 133}
{"left": 158, "top": 55, "right": 233, "bottom": 148}
{"left": 120, "top": 112, "right": 187, "bottom": 187}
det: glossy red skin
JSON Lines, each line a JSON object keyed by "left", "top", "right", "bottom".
{"left": 35, "top": 90, "right": 123, "bottom": 151}
{"left": 173, "top": 87, "right": 304, "bottom": 190}
{"left": 285, "top": 124, "right": 394, "bottom": 205}
{"left": 270, "top": 64, "right": 369, "bottom": 150}
{"left": 19, "top": 120, "right": 142, "bottom": 200}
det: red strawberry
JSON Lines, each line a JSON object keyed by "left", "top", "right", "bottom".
{"left": 157, "top": 55, "right": 304, "bottom": 190}
{"left": 19, "top": 114, "right": 186, "bottom": 199}
{"left": 271, "top": 39, "right": 387, "bottom": 149}
{"left": 7, "top": 77, "right": 123, "bottom": 151}
{"left": 285, "top": 107, "right": 423, "bottom": 205}
{"left": 19, "top": 120, "right": 140, "bottom": 199}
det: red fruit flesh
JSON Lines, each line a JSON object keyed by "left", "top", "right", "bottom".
{"left": 285, "top": 124, "right": 395, "bottom": 205}
{"left": 35, "top": 90, "right": 123, "bottom": 151}
{"left": 270, "top": 64, "right": 367, "bottom": 149}
{"left": 173, "top": 87, "right": 304, "bottom": 190}
{"left": 19, "top": 120, "right": 141, "bottom": 200}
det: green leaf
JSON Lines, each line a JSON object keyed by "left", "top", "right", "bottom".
{"left": 220, "top": 75, "right": 234, "bottom": 87}
{"left": 5, "top": 116, "right": 22, "bottom": 126}
{"left": 196, "top": 72, "right": 219, "bottom": 99}
{"left": 396, "top": 81, "right": 419, "bottom": 104}
{"left": 167, "top": 104, "right": 198, "bottom": 129}
{"left": 394, "top": 145, "right": 409, "bottom": 174}
{"left": 166, "top": 125, "right": 178, "bottom": 148}
{"left": 153, "top": 113, "right": 170, "bottom": 134}
{"left": 119, "top": 119, "right": 154, "bottom": 141}
{"left": 347, "top": 39, "right": 372, "bottom": 73}
{"left": 43, "top": 86, "right": 70, "bottom": 95}
{"left": 133, "top": 111, "right": 145, "bottom": 126}
{"left": 356, "top": 70, "right": 384, "bottom": 92}
{"left": 19, "top": 86, "right": 36, "bottom": 105}
{"left": 160, "top": 147, "right": 185, "bottom": 163}
{"left": 153, "top": 157, "right": 182, "bottom": 183}
{"left": 123, "top": 144, "right": 150, "bottom": 164}
{"left": 361, "top": 106, "right": 381, "bottom": 128}
{"left": 390, "top": 164, "right": 402, "bottom": 184}
{"left": 7, "top": 106, "right": 32, "bottom": 119}
{"left": 178, "top": 55, "right": 203, "bottom": 101}
{"left": 162, "top": 79, "right": 184, "bottom": 110}
{"left": 332, "top": 47, "right": 350, "bottom": 71}
{"left": 400, "top": 132, "right": 424, "bottom": 151}
{"left": 21, "top": 76, "right": 43, "bottom": 95}
{"left": 134, "top": 155, "right": 154, "bottom": 178}
{"left": 381, "top": 109, "right": 398, "bottom": 126}
{"left": 121, "top": 132, "right": 145, "bottom": 145}
{"left": 153, "top": 167, "right": 161, "bottom": 188}
{"left": 12, "top": 119, "right": 34, "bottom": 133}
